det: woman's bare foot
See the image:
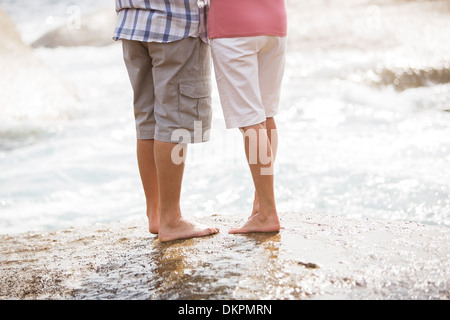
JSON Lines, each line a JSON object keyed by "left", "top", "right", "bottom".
{"left": 148, "top": 211, "right": 160, "bottom": 235}
{"left": 147, "top": 206, "right": 160, "bottom": 234}
{"left": 229, "top": 213, "right": 280, "bottom": 234}
{"left": 158, "top": 217, "right": 220, "bottom": 242}
{"left": 249, "top": 192, "right": 259, "bottom": 220}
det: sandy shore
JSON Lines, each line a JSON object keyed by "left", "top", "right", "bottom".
{"left": 0, "top": 212, "right": 449, "bottom": 300}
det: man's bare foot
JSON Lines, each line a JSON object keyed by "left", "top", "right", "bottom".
{"left": 229, "top": 213, "right": 280, "bottom": 234}
{"left": 158, "top": 217, "right": 220, "bottom": 242}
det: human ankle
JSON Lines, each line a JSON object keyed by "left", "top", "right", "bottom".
{"left": 256, "top": 209, "right": 279, "bottom": 222}
{"left": 160, "top": 213, "right": 183, "bottom": 229}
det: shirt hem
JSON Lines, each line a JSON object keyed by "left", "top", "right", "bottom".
{"left": 209, "top": 32, "right": 287, "bottom": 40}
{"left": 112, "top": 34, "right": 199, "bottom": 44}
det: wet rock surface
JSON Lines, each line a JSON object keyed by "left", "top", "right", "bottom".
{"left": 1, "top": 212, "right": 449, "bottom": 300}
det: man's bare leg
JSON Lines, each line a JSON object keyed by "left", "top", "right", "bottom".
{"left": 154, "top": 140, "right": 219, "bottom": 242}
{"left": 137, "top": 139, "right": 160, "bottom": 234}
{"left": 250, "top": 117, "right": 278, "bottom": 219}
{"left": 230, "top": 123, "right": 280, "bottom": 234}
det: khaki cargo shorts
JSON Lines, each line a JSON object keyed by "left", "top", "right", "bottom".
{"left": 122, "top": 37, "right": 212, "bottom": 143}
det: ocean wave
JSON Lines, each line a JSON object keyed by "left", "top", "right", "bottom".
{"left": 31, "top": 8, "right": 116, "bottom": 48}
{"left": 344, "top": 63, "right": 450, "bottom": 112}
{"left": 0, "top": 122, "right": 51, "bottom": 150}
{"left": 0, "top": 6, "right": 83, "bottom": 149}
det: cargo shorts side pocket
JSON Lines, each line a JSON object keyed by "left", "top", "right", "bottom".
{"left": 178, "top": 79, "right": 212, "bottom": 130}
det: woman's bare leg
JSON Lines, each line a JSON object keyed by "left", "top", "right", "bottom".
{"left": 230, "top": 122, "right": 280, "bottom": 234}
{"left": 250, "top": 117, "right": 278, "bottom": 219}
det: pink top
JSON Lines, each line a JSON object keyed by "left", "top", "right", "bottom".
{"left": 207, "top": 0, "right": 288, "bottom": 39}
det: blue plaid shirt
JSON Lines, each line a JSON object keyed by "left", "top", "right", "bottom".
{"left": 113, "top": 0, "right": 208, "bottom": 43}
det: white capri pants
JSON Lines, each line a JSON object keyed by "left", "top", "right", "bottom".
{"left": 211, "top": 35, "right": 286, "bottom": 129}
